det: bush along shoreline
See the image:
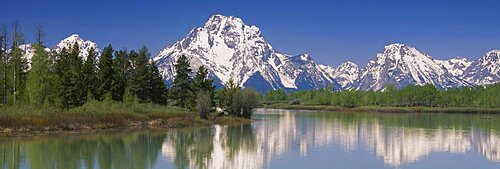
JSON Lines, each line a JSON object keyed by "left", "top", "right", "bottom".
{"left": 261, "top": 84, "right": 500, "bottom": 114}
{"left": 0, "top": 25, "right": 259, "bottom": 135}
{"left": 262, "top": 104, "right": 500, "bottom": 114}
{"left": 0, "top": 101, "right": 251, "bottom": 135}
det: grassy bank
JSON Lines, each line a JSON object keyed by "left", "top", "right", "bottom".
{"left": 262, "top": 103, "right": 500, "bottom": 114}
{"left": 0, "top": 100, "right": 250, "bottom": 135}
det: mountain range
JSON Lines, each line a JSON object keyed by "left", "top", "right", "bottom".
{"left": 16, "top": 14, "right": 500, "bottom": 92}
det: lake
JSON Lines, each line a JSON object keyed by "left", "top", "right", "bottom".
{"left": 1, "top": 109, "right": 499, "bottom": 169}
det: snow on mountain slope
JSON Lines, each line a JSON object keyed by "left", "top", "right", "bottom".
{"left": 436, "top": 57, "right": 472, "bottom": 77}
{"left": 13, "top": 34, "right": 99, "bottom": 70}
{"left": 154, "top": 14, "right": 338, "bottom": 91}
{"left": 330, "top": 61, "right": 361, "bottom": 90}
{"left": 54, "top": 34, "right": 101, "bottom": 61}
{"left": 462, "top": 50, "right": 500, "bottom": 85}
{"left": 356, "top": 43, "right": 470, "bottom": 91}
{"left": 18, "top": 44, "right": 50, "bottom": 69}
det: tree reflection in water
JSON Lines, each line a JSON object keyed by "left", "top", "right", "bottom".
{"left": 0, "top": 110, "right": 499, "bottom": 169}
{"left": 0, "top": 130, "right": 166, "bottom": 169}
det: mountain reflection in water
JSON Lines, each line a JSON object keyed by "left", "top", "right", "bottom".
{"left": 0, "top": 109, "right": 499, "bottom": 169}
{"left": 161, "top": 109, "right": 500, "bottom": 168}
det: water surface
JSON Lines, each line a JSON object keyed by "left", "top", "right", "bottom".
{"left": 1, "top": 109, "right": 499, "bottom": 169}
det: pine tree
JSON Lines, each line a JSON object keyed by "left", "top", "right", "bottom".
{"left": 110, "top": 50, "right": 127, "bottom": 101}
{"left": 26, "top": 44, "right": 51, "bottom": 105}
{"left": 54, "top": 43, "right": 85, "bottom": 108}
{"left": 170, "top": 55, "right": 193, "bottom": 109}
{"left": 192, "top": 65, "right": 215, "bottom": 108}
{"left": 34, "top": 23, "right": 45, "bottom": 46}
{"left": 97, "top": 44, "right": 114, "bottom": 100}
{"left": 54, "top": 48, "right": 69, "bottom": 108}
{"left": 0, "top": 24, "right": 7, "bottom": 104}
{"left": 192, "top": 65, "right": 214, "bottom": 94}
{"left": 217, "top": 78, "right": 240, "bottom": 115}
{"left": 82, "top": 48, "right": 98, "bottom": 100}
{"left": 127, "top": 47, "right": 150, "bottom": 102}
{"left": 7, "top": 21, "right": 28, "bottom": 104}
{"left": 148, "top": 59, "right": 167, "bottom": 104}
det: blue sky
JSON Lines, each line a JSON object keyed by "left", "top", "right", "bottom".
{"left": 1, "top": 0, "right": 499, "bottom": 67}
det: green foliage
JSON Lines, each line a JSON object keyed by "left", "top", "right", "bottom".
{"left": 216, "top": 79, "right": 258, "bottom": 119}
{"left": 196, "top": 92, "right": 212, "bottom": 120}
{"left": 54, "top": 43, "right": 86, "bottom": 108}
{"left": 216, "top": 78, "right": 240, "bottom": 114}
{"left": 26, "top": 44, "right": 55, "bottom": 106}
{"left": 126, "top": 47, "right": 167, "bottom": 104}
{"left": 263, "top": 88, "right": 287, "bottom": 101}
{"left": 110, "top": 50, "right": 127, "bottom": 101}
{"left": 97, "top": 45, "right": 114, "bottom": 100}
{"left": 264, "top": 84, "right": 500, "bottom": 108}
{"left": 82, "top": 48, "right": 98, "bottom": 100}
{"left": 7, "top": 43, "right": 29, "bottom": 104}
{"left": 148, "top": 59, "right": 168, "bottom": 104}
{"left": 170, "top": 55, "right": 194, "bottom": 108}
{"left": 0, "top": 29, "right": 7, "bottom": 104}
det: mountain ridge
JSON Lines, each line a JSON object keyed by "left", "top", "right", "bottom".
{"left": 13, "top": 14, "right": 499, "bottom": 92}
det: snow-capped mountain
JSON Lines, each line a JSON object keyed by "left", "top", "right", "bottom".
{"left": 356, "top": 43, "right": 471, "bottom": 91}
{"left": 18, "top": 44, "right": 50, "bottom": 69}
{"left": 154, "top": 14, "right": 338, "bottom": 91}
{"left": 462, "top": 50, "right": 500, "bottom": 86}
{"left": 436, "top": 57, "right": 472, "bottom": 77}
{"left": 328, "top": 61, "right": 361, "bottom": 90}
{"left": 15, "top": 34, "right": 100, "bottom": 70}
{"left": 54, "top": 34, "right": 101, "bottom": 61}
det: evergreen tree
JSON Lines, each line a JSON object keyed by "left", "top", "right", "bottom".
{"left": 26, "top": 44, "right": 52, "bottom": 105}
{"left": 82, "top": 48, "right": 98, "bottom": 100}
{"left": 7, "top": 21, "right": 28, "bottom": 104}
{"left": 170, "top": 55, "right": 193, "bottom": 109}
{"left": 216, "top": 78, "right": 240, "bottom": 115}
{"left": 54, "top": 43, "right": 85, "bottom": 108}
{"left": 53, "top": 48, "right": 69, "bottom": 108}
{"left": 34, "top": 23, "right": 45, "bottom": 46}
{"left": 148, "top": 60, "right": 167, "bottom": 104}
{"left": 97, "top": 44, "right": 114, "bottom": 100}
{"left": 110, "top": 50, "right": 127, "bottom": 101}
{"left": 0, "top": 24, "right": 7, "bottom": 104}
{"left": 126, "top": 47, "right": 151, "bottom": 103}
{"left": 192, "top": 65, "right": 214, "bottom": 94}
{"left": 192, "top": 65, "right": 215, "bottom": 107}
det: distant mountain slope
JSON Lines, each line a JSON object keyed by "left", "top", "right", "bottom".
{"left": 17, "top": 34, "right": 100, "bottom": 70}
{"left": 461, "top": 50, "right": 500, "bottom": 85}
{"left": 153, "top": 14, "right": 339, "bottom": 91}
{"left": 356, "top": 44, "right": 471, "bottom": 90}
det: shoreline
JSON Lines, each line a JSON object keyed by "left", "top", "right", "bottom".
{"left": 262, "top": 104, "right": 500, "bottom": 114}
{"left": 0, "top": 112, "right": 250, "bottom": 136}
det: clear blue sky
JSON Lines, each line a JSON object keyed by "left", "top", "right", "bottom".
{"left": 1, "top": 0, "right": 499, "bottom": 67}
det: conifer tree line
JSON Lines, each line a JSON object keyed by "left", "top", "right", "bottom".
{"left": 263, "top": 84, "right": 500, "bottom": 108}
{"left": 170, "top": 55, "right": 258, "bottom": 119}
{"left": 0, "top": 22, "right": 181, "bottom": 109}
{"left": 0, "top": 21, "right": 259, "bottom": 119}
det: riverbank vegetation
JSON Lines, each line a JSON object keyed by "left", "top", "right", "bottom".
{"left": 262, "top": 84, "right": 500, "bottom": 113}
{"left": 0, "top": 22, "right": 257, "bottom": 133}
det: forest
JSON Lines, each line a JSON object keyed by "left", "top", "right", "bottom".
{"left": 0, "top": 22, "right": 256, "bottom": 131}
{"left": 263, "top": 84, "right": 499, "bottom": 108}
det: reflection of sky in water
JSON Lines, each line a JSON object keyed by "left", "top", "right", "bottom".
{"left": 161, "top": 109, "right": 500, "bottom": 169}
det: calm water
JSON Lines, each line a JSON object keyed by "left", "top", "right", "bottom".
{"left": 1, "top": 109, "right": 500, "bottom": 169}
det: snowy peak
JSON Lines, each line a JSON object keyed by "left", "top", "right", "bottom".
{"left": 357, "top": 43, "right": 470, "bottom": 90}
{"left": 54, "top": 34, "right": 100, "bottom": 60}
{"left": 462, "top": 49, "right": 500, "bottom": 85}
{"left": 481, "top": 50, "right": 500, "bottom": 65}
{"left": 436, "top": 57, "right": 472, "bottom": 77}
{"left": 331, "top": 61, "right": 361, "bottom": 90}
{"left": 154, "top": 14, "right": 338, "bottom": 92}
